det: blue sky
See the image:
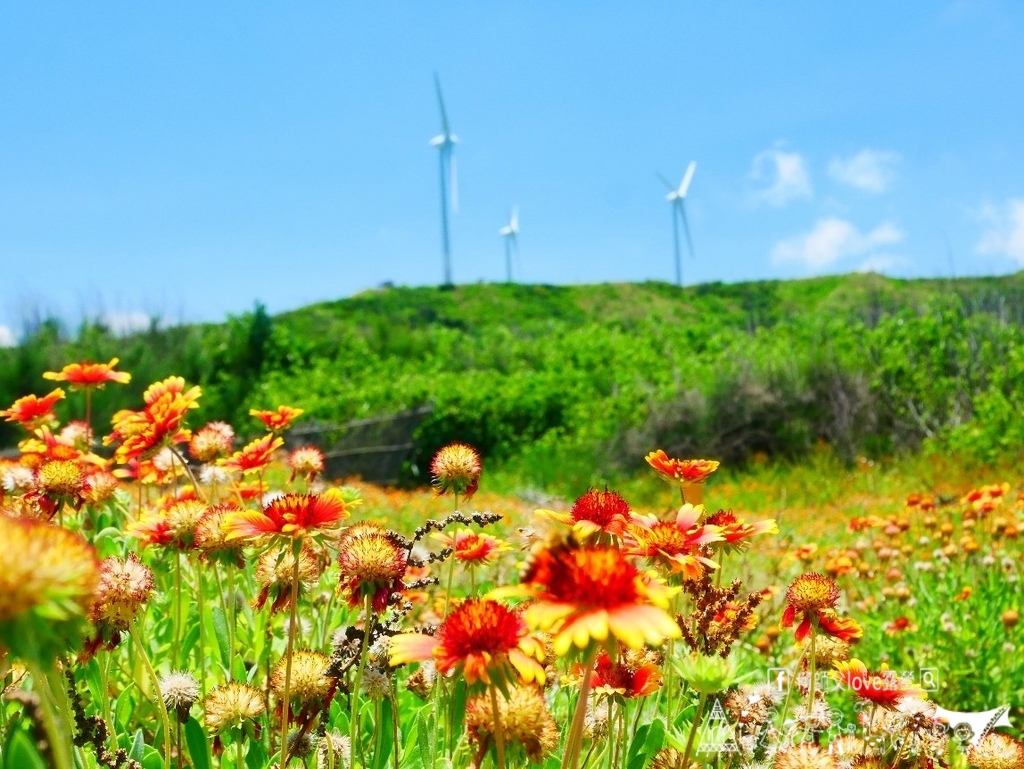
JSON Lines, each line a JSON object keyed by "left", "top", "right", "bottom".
{"left": 2, "top": 2, "right": 1023, "bottom": 343}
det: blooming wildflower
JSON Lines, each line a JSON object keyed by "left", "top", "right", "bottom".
{"left": 464, "top": 684, "right": 558, "bottom": 764}
{"left": 0, "top": 516, "right": 99, "bottom": 663}
{"left": 204, "top": 683, "right": 266, "bottom": 735}
{"left": 430, "top": 442, "right": 482, "bottom": 499}
{"left": 360, "top": 668, "right": 391, "bottom": 700}
{"left": 189, "top": 422, "right": 235, "bottom": 463}
{"left": 536, "top": 488, "right": 635, "bottom": 539}
{"left": 644, "top": 450, "right": 719, "bottom": 487}
{"left": 337, "top": 523, "right": 408, "bottom": 613}
{"left": 270, "top": 650, "right": 335, "bottom": 710}
{"left": 885, "top": 617, "right": 917, "bottom": 635}
{"left": 831, "top": 659, "right": 925, "bottom": 709}
{"left": 774, "top": 743, "right": 836, "bottom": 769}
{"left": 31, "top": 459, "right": 91, "bottom": 516}
{"left": 58, "top": 421, "right": 93, "bottom": 451}
{"left": 703, "top": 509, "right": 778, "bottom": 551}
{"left": 967, "top": 732, "right": 1024, "bottom": 769}
{"left": 105, "top": 377, "right": 201, "bottom": 463}
{"left": 432, "top": 528, "right": 511, "bottom": 566}
{"left": 82, "top": 469, "right": 119, "bottom": 506}
{"left": 1, "top": 462, "right": 34, "bottom": 493}
{"left": 223, "top": 491, "right": 350, "bottom": 544}
{"left": 43, "top": 359, "right": 131, "bottom": 389}
{"left": 160, "top": 671, "right": 200, "bottom": 722}
{"left": 589, "top": 650, "right": 662, "bottom": 698}
{"left": 222, "top": 434, "right": 284, "bottom": 476}
{"left": 954, "top": 586, "right": 972, "bottom": 601}
{"left": 318, "top": 732, "right": 352, "bottom": 769}
{"left": 1, "top": 388, "right": 66, "bottom": 430}
{"left": 288, "top": 446, "right": 325, "bottom": 483}
{"left": 782, "top": 573, "right": 862, "bottom": 643}
{"left": 254, "top": 546, "right": 322, "bottom": 613}
{"left": 1001, "top": 609, "right": 1020, "bottom": 630}
{"left": 625, "top": 504, "right": 722, "bottom": 580}
{"left": 250, "top": 405, "right": 304, "bottom": 431}
{"left": 390, "top": 598, "right": 545, "bottom": 689}
{"left": 519, "top": 542, "right": 681, "bottom": 656}
{"left": 194, "top": 504, "right": 246, "bottom": 566}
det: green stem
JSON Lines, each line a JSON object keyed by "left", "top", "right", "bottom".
{"left": 278, "top": 544, "right": 302, "bottom": 769}
{"left": 173, "top": 552, "right": 182, "bottom": 667}
{"left": 129, "top": 617, "right": 173, "bottom": 769}
{"left": 197, "top": 561, "right": 208, "bottom": 694}
{"left": 489, "top": 685, "right": 507, "bottom": 769}
{"left": 563, "top": 646, "right": 598, "bottom": 769}
{"left": 807, "top": 623, "right": 817, "bottom": 717}
{"left": 27, "top": 662, "right": 74, "bottom": 769}
{"left": 350, "top": 593, "right": 375, "bottom": 769}
{"left": 681, "top": 691, "right": 708, "bottom": 769}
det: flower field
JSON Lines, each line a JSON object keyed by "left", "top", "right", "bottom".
{"left": 1, "top": 362, "right": 1023, "bottom": 769}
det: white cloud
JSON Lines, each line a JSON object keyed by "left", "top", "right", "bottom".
{"left": 771, "top": 217, "right": 904, "bottom": 270}
{"left": 750, "top": 146, "right": 812, "bottom": 206}
{"left": 856, "top": 254, "right": 905, "bottom": 274}
{"left": 0, "top": 325, "right": 16, "bottom": 348}
{"left": 976, "top": 198, "right": 1024, "bottom": 264}
{"left": 101, "top": 311, "right": 153, "bottom": 336}
{"left": 828, "top": 149, "right": 901, "bottom": 193}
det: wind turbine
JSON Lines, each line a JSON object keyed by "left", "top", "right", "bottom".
{"left": 499, "top": 206, "right": 519, "bottom": 283}
{"left": 658, "top": 161, "right": 697, "bottom": 287}
{"left": 430, "top": 73, "right": 459, "bottom": 286}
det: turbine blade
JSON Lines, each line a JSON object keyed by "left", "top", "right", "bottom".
{"left": 434, "top": 72, "right": 451, "bottom": 136}
{"left": 511, "top": 206, "right": 519, "bottom": 231}
{"left": 449, "top": 154, "right": 459, "bottom": 214}
{"left": 679, "top": 161, "right": 697, "bottom": 198}
{"left": 680, "top": 201, "right": 696, "bottom": 259}
{"left": 656, "top": 172, "right": 675, "bottom": 192}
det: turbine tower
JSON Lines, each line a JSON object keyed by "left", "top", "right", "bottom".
{"left": 430, "top": 73, "right": 459, "bottom": 286}
{"left": 499, "top": 207, "right": 519, "bottom": 283}
{"left": 658, "top": 161, "right": 697, "bottom": 287}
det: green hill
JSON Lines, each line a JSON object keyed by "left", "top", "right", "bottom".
{"left": 4, "top": 272, "right": 1024, "bottom": 482}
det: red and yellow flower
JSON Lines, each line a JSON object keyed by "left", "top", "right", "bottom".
{"left": 288, "top": 446, "right": 325, "bottom": 483}
{"left": 536, "top": 488, "right": 636, "bottom": 539}
{"left": 703, "top": 509, "right": 778, "bottom": 551}
{"left": 781, "top": 573, "right": 862, "bottom": 643}
{"left": 625, "top": 504, "right": 722, "bottom": 580}
{"left": 588, "top": 650, "right": 663, "bottom": 699}
{"left": 250, "top": 405, "right": 304, "bottom": 431}
{"left": 389, "top": 597, "right": 545, "bottom": 689}
{"left": 1, "top": 389, "right": 66, "bottom": 430}
{"left": 222, "top": 434, "right": 283, "bottom": 475}
{"left": 433, "top": 529, "right": 511, "bottom": 566}
{"left": 519, "top": 542, "right": 681, "bottom": 656}
{"left": 430, "top": 443, "right": 482, "bottom": 499}
{"left": 337, "top": 522, "right": 408, "bottom": 613}
{"left": 105, "top": 377, "right": 201, "bottom": 463}
{"left": 222, "top": 491, "right": 351, "bottom": 544}
{"left": 43, "top": 359, "right": 131, "bottom": 389}
{"left": 645, "top": 450, "right": 719, "bottom": 487}
{"left": 832, "top": 659, "right": 924, "bottom": 709}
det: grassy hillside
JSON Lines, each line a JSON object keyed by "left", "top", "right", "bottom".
{"left": 4, "top": 272, "right": 1024, "bottom": 487}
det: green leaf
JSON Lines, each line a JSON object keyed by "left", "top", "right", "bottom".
{"left": 211, "top": 606, "right": 230, "bottom": 670}
{"left": 179, "top": 622, "right": 201, "bottom": 668}
{"left": 371, "top": 697, "right": 395, "bottom": 769}
{"left": 184, "top": 717, "right": 212, "bottom": 769}
{"left": 5, "top": 729, "right": 47, "bottom": 769}
{"left": 129, "top": 729, "right": 146, "bottom": 761}
{"left": 141, "top": 746, "right": 166, "bottom": 769}
{"left": 245, "top": 738, "right": 269, "bottom": 769}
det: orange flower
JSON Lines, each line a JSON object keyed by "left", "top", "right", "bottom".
{"left": 1, "top": 389, "right": 66, "bottom": 430}
{"left": 589, "top": 650, "right": 662, "bottom": 699}
{"left": 430, "top": 443, "right": 482, "bottom": 499}
{"left": 250, "top": 405, "right": 304, "bottom": 431}
{"left": 625, "top": 504, "right": 722, "bottom": 580}
{"left": 43, "top": 359, "right": 131, "bottom": 389}
{"left": 222, "top": 434, "right": 283, "bottom": 475}
{"left": 781, "top": 573, "right": 862, "bottom": 643}
{"left": 389, "top": 598, "right": 545, "bottom": 689}
{"left": 105, "top": 377, "right": 201, "bottom": 463}
{"left": 645, "top": 450, "right": 719, "bottom": 487}
{"left": 703, "top": 510, "right": 778, "bottom": 551}
{"left": 954, "top": 587, "right": 972, "bottom": 601}
{"left": 337, "top": 522, "right": 408, "bottom": 612}
{"left": 832, "top": 659, "right": 924, "bottom": 709}
{"left": 222, "top": 491, "right": 350, "bottom": 543}
{"left": 536, "top": 488, "right": 635, "bottom": 539}
{"left": 520, "top": 542, "right": 680, "bottom": 656}
{"left": 26, "top": 459, "right": 91, "bottom": 518}
{"left": 433, "top": 529, "right": 511, "bottom": 565}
